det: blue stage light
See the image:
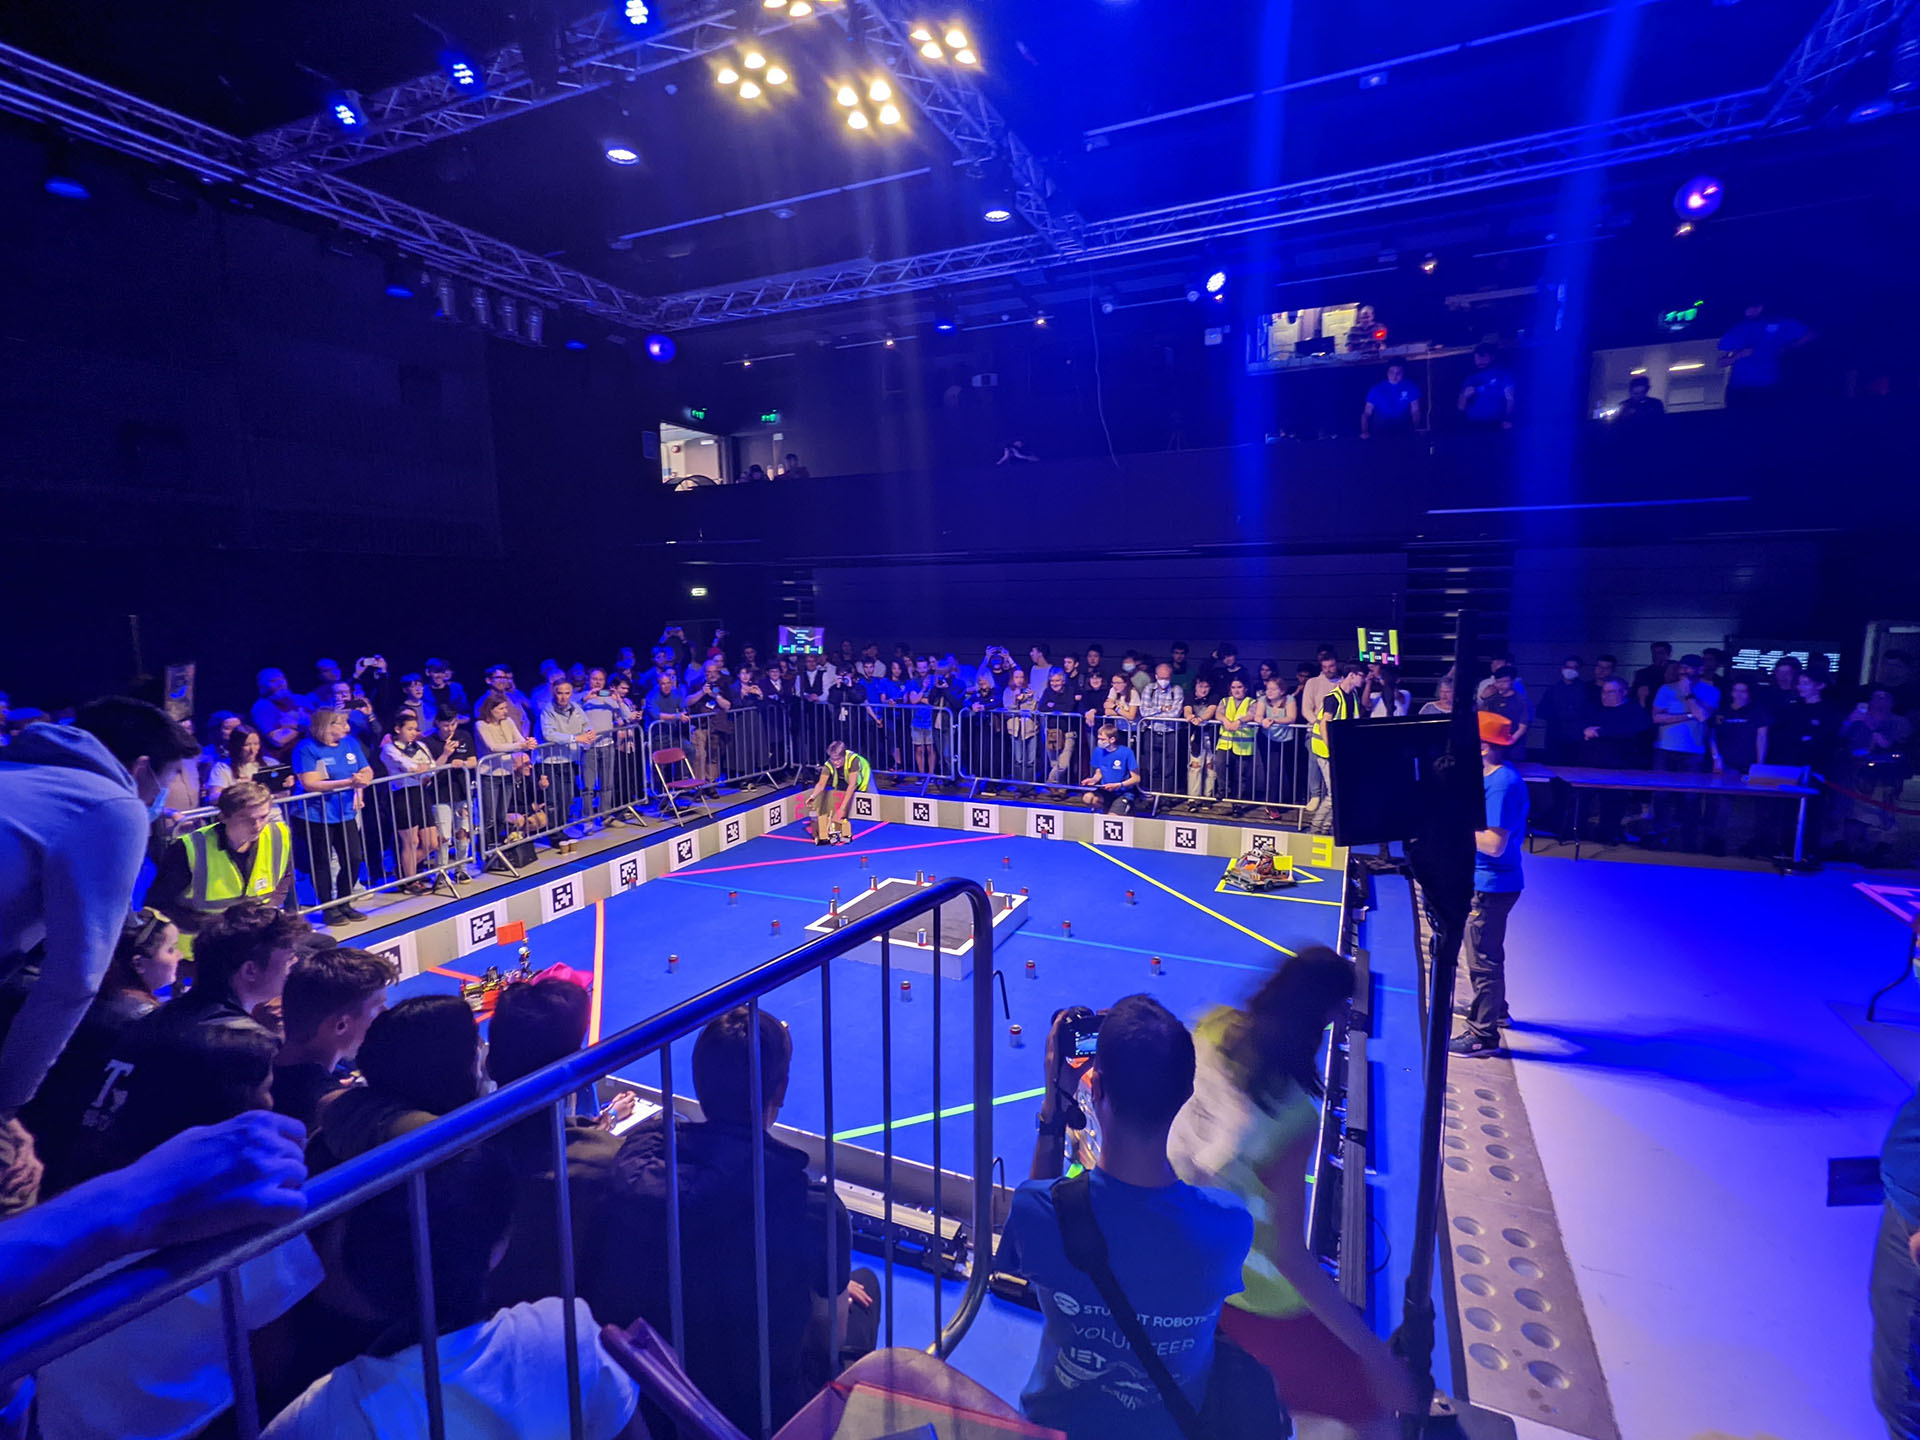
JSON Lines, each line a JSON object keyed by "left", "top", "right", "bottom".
{"left": 327, "top": 91, "right": 368, "bottom": 130}
{"left": 646, "top": 333, "right": 677, "bottom": 363}
{"left": 566, "top": 338, "right": 589, "bottom": 351}
{"left": 1849, "top": 97, "right": 1894, "bottom": 123}
{"left": 442, "top": 52, "right": 482, "bottom": 91}
{"left": 1673, "top": 176, "right": 1723, "bottom": 219}
{"left": 1205, "top": 269, "right": 1227, "bottom": 294}
{"left": 614, "top": 0, "right": 651, "bottom": 28}
{"left": 44, "top": 173, "right": 89, "bottom": 200}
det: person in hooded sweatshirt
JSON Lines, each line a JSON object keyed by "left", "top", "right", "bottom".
{"left": 582, "top": 1005, "right": 877, "bottom": 1436}
{"left": 0, "top": 697, "right": 199, "bottom": 1211}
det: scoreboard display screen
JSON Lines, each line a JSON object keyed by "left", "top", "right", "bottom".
{"left": 778, "top": 625, "right": 826, "bottom": 655}
{"left": 1355, "top": 627, "right": 1402, "bottom": 666}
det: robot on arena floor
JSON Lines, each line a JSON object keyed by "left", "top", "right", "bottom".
{"left": 1221, "top": 847, "right": 1299, "bottom": 892}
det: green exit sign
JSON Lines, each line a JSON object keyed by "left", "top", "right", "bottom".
{"left": 760, "top": 410, "right": 781, "bottom": 425}
{"left": 1657, "top": 304, "right": 1702, "bottom": 332}
{"left": 685, "top": 406, "right": 708, "bottom": 422}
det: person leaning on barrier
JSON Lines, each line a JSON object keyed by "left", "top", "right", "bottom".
{"left": 808, "top": 739, "right": 870, "bottom": 845}
{"left": 582, "top": 1004, "right": 870, "bottom": 1438}
{"left": 147, "top": 780, "right": 293, "bottom": 953}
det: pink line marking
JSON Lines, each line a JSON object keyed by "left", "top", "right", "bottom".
{"left": 686, "top": 829, "right": 997, "bottom": 874}
{"left": 1855, "top": 882, "right": 1920, "bottom": 925}
{"left": 761, "top": 820, "right": 890, "bottom": 844}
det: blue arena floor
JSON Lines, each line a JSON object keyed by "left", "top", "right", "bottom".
{"left": 392, "top": 815, "right": 1442, "bottom": 1400}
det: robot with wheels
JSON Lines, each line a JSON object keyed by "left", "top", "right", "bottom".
{"left": 1221, "top": 847, "right": 1299, "bottom": 892}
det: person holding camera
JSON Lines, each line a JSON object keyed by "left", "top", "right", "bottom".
{"left": 997, "top": 997, "right": 1257, "bottom": 1440}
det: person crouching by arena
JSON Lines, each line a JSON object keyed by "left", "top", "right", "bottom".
{"left": 145, "top": 780, "right": 292, "bottom": 958}
{"left": 808, "top": 740, "right": 869, "bottom": 845}
{"left": 1082, "top": 723, "right": 1141, "bottom": 813}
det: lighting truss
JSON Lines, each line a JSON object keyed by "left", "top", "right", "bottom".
{"left": 1765, "top": 0, "right": 1915, "bottom": 125}
{"left": 250, "top": 6, "right": 763, "bottom": 171}
{"left": 829, "top": 0, "right": 1080, "bottom": 251}
{"left": 640, "top": 90, "right": 1770, "bottom": 328}
{"left": 0, "top": 41, "right": 665, "bottom": 327}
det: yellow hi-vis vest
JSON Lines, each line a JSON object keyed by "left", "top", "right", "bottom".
{"left": 1311, "top": 687, "right": 1352, "bottom": 758}
{"left": 1216, "top": 697, "right": 1256, "bottom": 756}
{"left": 826, "top": 752, "right": 872, "bottom": 791}
{"left": 182, "top": 819, "right": 290, "bottom": 926}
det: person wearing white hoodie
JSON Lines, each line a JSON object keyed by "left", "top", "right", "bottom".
{"left": 0, "top": 697, "right": 198, "bottom": 1207}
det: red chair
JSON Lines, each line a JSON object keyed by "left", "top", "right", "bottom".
{"left": 650, "top": 747, "right": 712, "bottom": 824}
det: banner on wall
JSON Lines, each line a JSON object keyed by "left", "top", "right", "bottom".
{"left": 365, "top": 929, "right": 420, "bottom": 981}
{"left": 1162, "top": 820, "right": 1204, "bottom": 855}
{"left": 455, "top": 901, "right": 511, "bottom": 958}
{"left": 608, "top": 851, "right": 645, "bottom": 894}
{"left": 666, "top": 830, "right": 702, "bottom": 872}
{"left": 963, "top": 802, "right": 1000, "bottom": 834}
{"left": 541, "top": 875, "right": 584, "bottom": 923}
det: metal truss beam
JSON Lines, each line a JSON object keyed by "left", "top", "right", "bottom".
{"left": 250, "top": 6, "right": 762, "bottom": 172}
{"left": 1766, "top": 0, "right": 1914, "bottom": 125}
{"left": 0, "top": 42, "right": 668, "bottom": 327}
{"left": 831, "top": 0, "right": 1080, "bottom": 251}
{"left": 641, "top": 89, "right": 1770, "bottom": 328}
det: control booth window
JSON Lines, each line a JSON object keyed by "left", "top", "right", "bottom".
{"left": 660, "top": 422, "right": 728, "bottom": 488}
{"left": 1588, "top": 340, "right": 1725, "bottom": 419}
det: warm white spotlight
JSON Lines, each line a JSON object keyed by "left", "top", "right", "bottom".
{"left": 878, "top": 102, "right": 902, "bottom": 124}
{"left": 884, "top": 335, "right": 897, "bottom": 347}
{"left": 945, "top": 28, "right": 967, "bottom": 48}
{"left": 790, "top": 0, "right": 813, "bottom": 12}
{"left": 766, "top": 66, "right": 788, "bottom": 84}
{"left": 744, "top": 51, "right": 766, "bottom": 68}
{"left": 921, "top": 40, "right": 943, "bottom": 57}
{"left": 910, "top": 25, "right": 932, "bottom": 40}
{"left": 848, "top": 110, "right": 870, "bottom": 129}
{"left": 836, "top": 84, "right": 858, "bottom": 106}
{"left": 717, "top": 66, "right": 739, "bottom": 84}
{"left": 869, "top": 78, "right": 892, "bottom": 102}
{"left": 739, "top": 79, "right": 763, "bottom": 98}
{"left": 954, "top": 48, "right": 976, "bottom": 64}
{"left": 764, "top": 0, "right": 785, "bottom": 7}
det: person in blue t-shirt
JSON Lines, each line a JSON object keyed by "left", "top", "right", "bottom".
{"left": 1717, "top": 301, "right": 1811, "bottom": 410}
{"left": 1457, "top": 344, "right": 1515, "bottom": 429}
{"left": 1360, "top": 360, "right": 1422, "bottom": 437}
{"left": 1873, "top": 1084, "right": 1920, "bottom": 1434}
{"left": 996, "top": 996, "right": 1253, "bottom": 1440}
{"left": 292, "top": 708, "right": 375, "bottom": 923}
{"left": 1082, "top": 723, "right": 1141, "bottom": 814}
{"left": 1451, "top": 711, "right": 1531, "bottom": 1057}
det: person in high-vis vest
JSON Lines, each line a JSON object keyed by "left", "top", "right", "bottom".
{"left": 145, "top": 780, "right": 292, "bottom": 955}
{"left": 808, "top": 740, "right": 870, "bottom": 845}
{"left": 1308, "top": 665, "right": 1368, "bottom": 836}
{"left": 1214, "top": 679, "right": 1257, "bottom": 803}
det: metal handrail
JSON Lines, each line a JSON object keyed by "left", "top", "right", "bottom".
{"left": 0, "top": 877, "right": 1000, "bottom": 1406}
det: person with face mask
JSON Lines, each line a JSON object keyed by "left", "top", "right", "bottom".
{"left": 1536, "top": 655, "right": 1597, "bottom": 767}
{"left": 0, "top": 698, "right": 200, "bottom": 1195}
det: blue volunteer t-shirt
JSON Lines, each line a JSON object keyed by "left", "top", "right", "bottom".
{"left": 1093, "top": 745, "right": 1139, "bottom": 787}
{"left": 1884, "top": 1085, "right": 1920, "bottom": 1226}
{"left": 1475, "top": 762, "right": 1529, "bottom": 893}
{"left": 293, "top": 737, "right": 367, "bottom": 823}
{"left": 1461, "top": 367, "right": 1514, "bottom": 422}
{"left": 1366, "top": 379, "right": 1419, "bottom": 422}
{"left": 1718, "top": 317, "right": 1808, "bottom": 389}
{"left": 994, "top": 1171, "right": 1252, "bottom": 1440}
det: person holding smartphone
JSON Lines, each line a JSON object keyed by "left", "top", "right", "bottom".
{"left": 1082, "top": 722, "right": 1141, "bottom": 814}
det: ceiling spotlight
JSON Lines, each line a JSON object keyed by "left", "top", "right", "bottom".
{"left": 982, "top": 195, "right": 1013, "bottom": 223}
{"left": 869, "top": 78, "right": 892, "bottom": 102}
{"left": 789, "top": 0, "right": 812, "bottom": 13}
{"left": 744, "top": 51, "right": 766, "bottom": 69}
{"left": 604, "top": 143, "right": 641, "bottom": 165}
{"left": 1204, "top": 269, "right": 1227, "bottom": 294}
{"left": 1034, "top": 313, "right": 1048, "bottom": 327}
{"left": 764, "top": 0, "right": 785, "bottom": 7}
{"left": 1420, "top": 253, "right": 1438, "bottom": 274}
{"left": 945, "top": 28, "right": 967, "bottom": 48}
{"left": 441, "top": 52, "right": 482, "bottom": 91}
{"left": 620, "top": 0, "right": 651, "bottom": 25}
{"left": 884, "top": 335, "right": 897, "bottom": 348}
{"left": 878, "top": 103, "right": 902, "bottom": 124}
{"left": 836, "top": 84, "right": 858, "bottom": 106}
{"left": 954, "top": 48, "right": 976, "bottom": 64}
{"left": 847, "top": 110, "right": 870, "bottom": 129}
{"left": 766, "top": 66, "right": 788, "bottom": 85}
{"left": 743, "top": 356, "right": 753, "bottom": 367}
{"left": 41, "top": 136, "right": 89, "bottom": 200}
{"left": 384, "top": 259, "right": 419, "bottom": 299}
{"left": 565, "top": 338, "right": 588, "bottom": 351}
{"left": 739, "top": 79, "right": 763, "bottom": 98}
{"left": 327, "top": 91, "right": 368, "bottom": 130}
{"left": 718, "top": 66, "right": 739, "bottom": 84}
{"left": 1674, "top": 220, "right": 1695, "bottom": 236}
{"left": 911, "top": 25, "right": 932, "bottom": 40}
{"left": 921, "top": 40, "right": 943, "bottom": 57}
{"left": 646, "top": 333, "right": 677, "bottom": 363}
{"left": 1673, "top": 175, "right": 1723, "bottom": 219}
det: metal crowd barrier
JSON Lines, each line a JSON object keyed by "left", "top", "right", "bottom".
{"left": 0, "top": 879, "right": 1003, "bottom": 1440}
{"left": 786, "top": 693, "right": 963, "bottom": 791}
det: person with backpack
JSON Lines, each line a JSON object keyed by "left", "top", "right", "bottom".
{"left": 996, "top": 995, "right": 1271, "bottom": 1440}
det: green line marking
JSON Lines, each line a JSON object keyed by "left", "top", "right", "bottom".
{"left": 833, "top": 1086, "right": 1048, "bottom": 1141}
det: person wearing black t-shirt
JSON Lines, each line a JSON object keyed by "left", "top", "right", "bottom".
{"left": 1709, "top": 680, "right": 1768, "bottom": 854}
{"left": 1632, "top": 642, "right": 1674, "bottom": 710}
{"left": 1581, "top": 677, "right": 1652, "bottom": 843}
{"left": 270, "top": 947, "right": 396, "bottom": 1131}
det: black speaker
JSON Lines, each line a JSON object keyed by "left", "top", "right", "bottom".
{"left": 1324, "top": 716, "right": 1479, "bottom": 847}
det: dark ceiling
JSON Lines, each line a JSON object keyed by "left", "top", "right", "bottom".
{"left": 4, "top": 1, "right": 1830, "bottom": 294}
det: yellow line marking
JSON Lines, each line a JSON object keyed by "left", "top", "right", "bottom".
{"left": 588, "top": 899, "right": 607, "bottom": 1044}
{"left": 1076, "top": 842, "right": 1294, "bottom": 956}
{"left": 1212, "top": 880, "right": 1344, "bottom": 907}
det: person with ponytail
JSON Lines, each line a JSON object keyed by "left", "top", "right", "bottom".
{"left": 1167, "top": 946, "right": 1414, "bottom": 1438}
